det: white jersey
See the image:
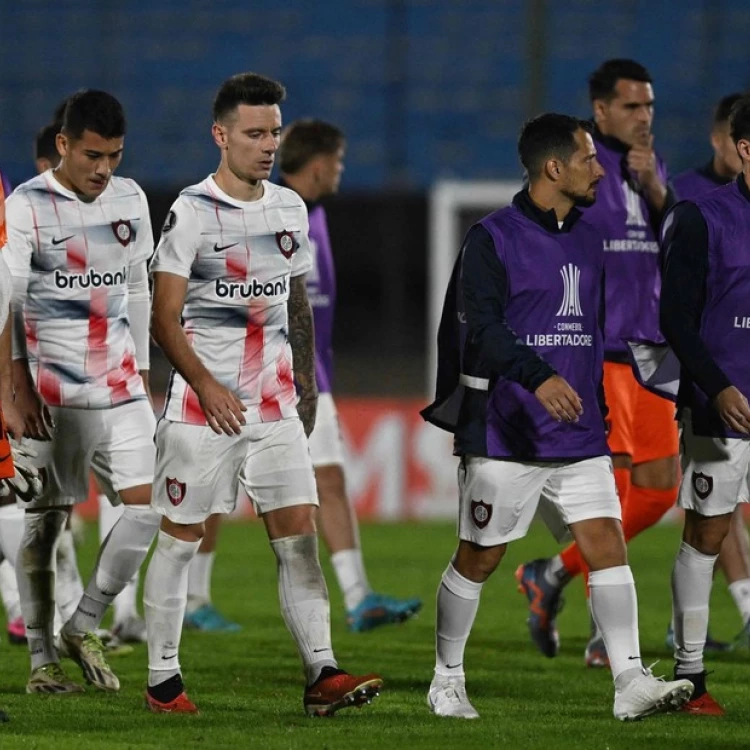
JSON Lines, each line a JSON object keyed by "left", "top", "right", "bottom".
{"left": 2, "top": 172, "right": 152, "bottom": 409}
{"left": 151, "top": 176, "right": 313, "bottom": 425}
{"left": 0, "top": 253, "right": 11, "bottom": 335}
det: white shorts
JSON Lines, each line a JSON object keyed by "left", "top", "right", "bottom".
{"left": 308, "top": 393, "right": 344, "bottom": 468}
{"left": 457, "top": 455, "right": 620, "bottom": 546}
{"left": 26, "top": 399, "right": 156, "bottom": 509}
{"left": 152, "top": 417, "right": 318, "bottom": 524}
{"left": 678, "top": 416, "right": 750, "bottom": 517}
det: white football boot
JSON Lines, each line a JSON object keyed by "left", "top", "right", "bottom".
{"left": 613, "top": 665, "right": 693, "bottom": 721}
{"left": 428, "top": 675, "right": 479, "bottom": 719}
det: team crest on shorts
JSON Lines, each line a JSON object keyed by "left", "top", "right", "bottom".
{"left": 111, "top": 220, "right": 133, "bottom": 247}
{"left": 470, "top": 499, "right": 492, "bottom": 529}
{"left": 275, "top": 230, "right": 297, "bottom": 259}
{"left": 166, "top": 477, "right": 186, "bottom": 506}
{"left": 692, "top": 471, "right": 713, "bottom": 500}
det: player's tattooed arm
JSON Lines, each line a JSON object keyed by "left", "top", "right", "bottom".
{"left": 288, "top": 275, "right": 318, "bottom": 436}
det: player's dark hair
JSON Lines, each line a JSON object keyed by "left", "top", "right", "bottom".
{"left": 518, "top": 114, "right": 593, "bottom": 179}
{"left": 715, "top": 93, "right": 744, "bottom": 126}
{"left": 52, "top": 97, "right": 69, "bottom": 125}
{"left": 729, "top": 95, "right": 750, "bottom": 143}
{"left": 61, "top": 90, "right": 126, "bottom": 141}
{"left": 588, "top": 59, "right": 652, "bottom": 102}
{"left": 213, "top": 73, "right": 286, "bottom": 122}
{"left": 35, "top": 121, "right": 62, "bottom": 162}
{"left": 279, "top": 120, "right": 345, "bottom": 175}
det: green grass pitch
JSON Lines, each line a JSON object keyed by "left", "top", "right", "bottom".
{"left": 0, "top": 520, "right": 748, "bottom": 749}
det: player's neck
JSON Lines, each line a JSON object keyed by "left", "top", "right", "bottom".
{"left": 213, "top": 164, "right": 264, "bottom": 202}
{"left": 281, "top": 172, "right": 320, "bottom": 202}
{"left": 51, "top": 167, "right": 96, "bottom": 203}
{"left": 527, "top": 184, "right": 574, "bottom": 224}
{"left": 713, "top": 154, "right": 736, "bottom": 181}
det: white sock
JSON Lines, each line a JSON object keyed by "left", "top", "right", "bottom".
{"left": 0, "top": 559, "right": 21, "bottom": 622}
{"left": 98, "top": 497, "right": 138, "bottom": 624}
{"left": 728, "top": 578, "right": 750, "bottom": 627}
{"left": 55, "top": 529, "right": 84, "bottom": 624}
{"left": 588, "top": 565, "right": 642, "bottom": 686}
{"left": 186, "top": 551, "right": 214, "bottom": 612}
{"left": 64, "top": 505, "right": 159, "bottom": 637}
{"left": 672, "top": 541, "right": 716, "bottom": 676}
{"left": 543, "top": 555, "right": 571, "bottom": 588}
{"left": 435, "top": 563, "right": 483, "bottom": 679}
{"left": 144, "top": 530, "right": 200, "bottom": 687}
{"left": 0, "top": 503, "right": 25, "bottom": 567}
{"left": 330, "top": 548, "right": 372, "bottom": 611}
{"left": 271, "top": 535, "right": 337, "bottom": 685}
{"left": 0, "top": 504, "right": 24, "bottom": 623}
{"left": 98, "top": 495, "right": 123, "bottom": 543}
{"left": 17, "top": 509, "right": 68, "bottom": 669}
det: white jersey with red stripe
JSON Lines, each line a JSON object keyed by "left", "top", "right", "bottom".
{"left": 151, "top": 176, "right": 313, "bottom": 425}
{"left": 2, "top": 171, "right": 152, "bottom": 409}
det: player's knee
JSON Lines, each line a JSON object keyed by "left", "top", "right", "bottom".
{"left": 453, "top": 541, "right": 506, "bottom": 582}
{"left": 20, "top": 508, "right": 68, "bottom": 568}
{"left": 631, "top": 455, "right": 679, "bottom": 490}
{"left": 683, "top": 511, "right": 732, "bottom": 556}
{"left": 574, "top": 518, "right": 627, "bottom": 570}
{"left": 314, "top": 465, "right": 346, "bottom": 504}
{"left": 160, "top": 516, "right": 205, "bottom": 543}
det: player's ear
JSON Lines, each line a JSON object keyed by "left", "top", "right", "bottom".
{"left": 212, "top": 122, "right": 228, "bottom": 150}
{"left": 55, "top": 133, "right": 68, "bottom": 159}
{"left": 592, "top": 98, "right": 607, "bottom": 125}
{"left": 544, "top": 158, "right": 562, "bottom": 182}
{"left": 737, "top": 138, "right": 750, "bottom": 163}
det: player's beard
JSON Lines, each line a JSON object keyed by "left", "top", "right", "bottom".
{"left": 562, "top": 185, "right": 597, "bottom": 208}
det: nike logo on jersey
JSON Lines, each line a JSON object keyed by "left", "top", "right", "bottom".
{"left": 51, "top": 235, "right": 74, "bottom": 245}
{"left": 213, "top": 242, "right": 238, "bottom": 252}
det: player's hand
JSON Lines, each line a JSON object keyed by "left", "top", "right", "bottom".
{"left": 627, "top": 135, "right": 660, "bottom": 188}
{"left": 13, "top": 381, "right": 53, "bottom": 441}
{"left": 1, "top": 399, "right": 25, "bottom": 442}
{"left": 194, "top": 375, "right": 247, "bottom": 436}
{"left": 534, "top": 375, "right": 583, "bottom": 423}
{"left": 714, "top": 386, "right": 750, "bottom": 434}
{"left": 297, "top": 390, "right": 318, "bottom": 437}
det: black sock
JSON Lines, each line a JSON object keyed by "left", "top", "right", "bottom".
{"left": 148, "top": 674, "right": 184, "bottom": 703}
{"left": 308, "top": 666, "right": 346, "bottom": 688}
{"left": 675, "top": 669, "right": 706, "bottom": 699}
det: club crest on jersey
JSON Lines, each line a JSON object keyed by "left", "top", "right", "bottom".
{"left": 166, "top": 477, "right": 186, "bottom": 506}
{"left": 276, "top": 230, "right": 297, "bottom": 259}
{"left": 111, "top": 220, "right": 133, "bottom": 247}
{"left": 470, "top": 499, "right": 492, "bottom": 529}
{"left": 692, "top": 471, "right": 713, "bottom": 500}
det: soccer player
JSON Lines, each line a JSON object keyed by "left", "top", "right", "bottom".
{"left": 4, "top": 89, "right": 161, "bottom": 694}
{"left": 32, "top": 112, "right": 146, "bottom": 644}
{"left": 659, "top": 94, "right": 750, "bottom": 715}
{"left": 142, "top": 72, "right": 382, "bottom": 715}
{"left": 668, "top": 92, "right": 750, "bottom": 651}
{"left": 423, "top": 112, "right": 692, "bottom": 721}
{"left": 274, "top": 119, "right": 422, "bottom": 630}
{"left": 517, "top": 59, "right": 683, "bottom": 666}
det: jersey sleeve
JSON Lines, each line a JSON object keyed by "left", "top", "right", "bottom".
{"left": 131, "top": 183, "right": 155, "bottom": 266}
{"left": 2, "top": 193, "right": 35, "bottom": 279}
{"left": 149, "top": 197, "right": 201, "bottom": 279}
{"left": 291, "top": 200, "right": 313, "bottom": 278}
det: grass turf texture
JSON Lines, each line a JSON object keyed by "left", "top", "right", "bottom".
{"left": 0, "top": 520, "right": 748, "bottom": 749}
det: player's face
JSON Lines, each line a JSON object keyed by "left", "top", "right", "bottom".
{"left": 315, "top": 146, "right": 345, "bottom": 196}
{"left": 711, "top": 122, "right": 743, "bottom": 178}
{"left": 594, "top": 79, "right": 655, "bottom": 147}
{"left": 55, "top": 130, "right": 124, "bottom": 201}
{"left": 215, "top": 104, "right": 282, "bottom": 183}
{"left": 560, "top": 129, "right": 605, "bottom": 207}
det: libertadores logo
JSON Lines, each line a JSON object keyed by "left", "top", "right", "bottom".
{"left": 555, "top": 263, "right": 583, "bottom": 317}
